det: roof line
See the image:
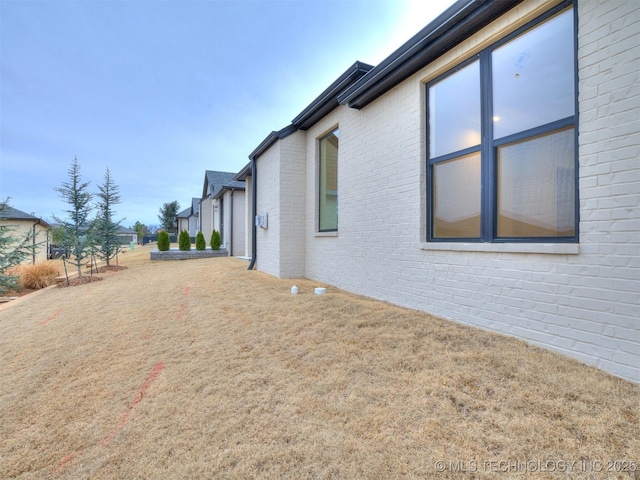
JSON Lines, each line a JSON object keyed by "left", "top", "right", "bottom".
{"left": 291, "top": 61, "right": 373, "bottom": 130}
{"left": 338, "top": 0, "right": 523, "bottom": 109}
{"left": 248, "top": 124, "right": 297, "bottom": 161}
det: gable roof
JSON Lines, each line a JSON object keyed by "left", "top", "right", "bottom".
{"left": 176, "top": 207, "right": 192, "bottom": 219}
{"left": 202, "top": 170, "right": 245, "bottom": 199}
{"left": 177, "top": 198, "right": 201, "bottom": 218}
{"left": 0, "top": 205, "right": 52, "bottom": 229}
{"left": 339, "top": 0, "right": 523, "bottom": 109}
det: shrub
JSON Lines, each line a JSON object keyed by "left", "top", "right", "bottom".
{"left": 157, "top": 230, "right": 170, "bottom": 251}
{"left": 178, "top": 230, "right": 191, "bottom": 251}
{"left": 210, "top": 229, "right": 221, "bottom": 250}
{"left": 8, "top": 262, "right": 59, "bottom": 290}
{"left": 195, "top": 231, "right": 206, "bottom": 251}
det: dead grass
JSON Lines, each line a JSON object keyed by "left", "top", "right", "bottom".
{"left": 7, "top": 261, "right": 60, "bottom": 291}
{"left": 0, "top": 243, "right": 638, "bottom": 479}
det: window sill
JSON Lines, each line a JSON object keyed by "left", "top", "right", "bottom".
{"left": 315, "top": 231, "right": 338, "bottom": 238}
{"left": 420, "top": 242, "right": 579, "bottom": 255}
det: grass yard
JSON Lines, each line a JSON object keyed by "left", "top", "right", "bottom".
{"left": 0, "top": 245, "right": 638, "bottom": 479}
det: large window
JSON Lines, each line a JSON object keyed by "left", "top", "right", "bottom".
{"left": 319, "top": 128, "right": 339, "bottom": 231}
{"left": 427, "top": 5, "right": 577, "bottom": 242}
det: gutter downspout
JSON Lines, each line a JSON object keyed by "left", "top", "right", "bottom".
{"left": 229, "top": 188, "right": 234, "bottom": 257}
{"left": 247, "top": 156, "right": 257, "bottom": 270}
{"left": 33, "top": 219, "right": 41, "bottom": 264}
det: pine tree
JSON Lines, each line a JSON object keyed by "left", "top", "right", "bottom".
{"left": 0, "top": 199, "right": 36, "bottom": 293}
{"left": 94, "top": 168, "right": 122, "bottom": 266}
{"left": 53, "top": 157, "right": 94, "bottom": 277}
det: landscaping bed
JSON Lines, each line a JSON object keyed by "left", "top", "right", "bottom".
{"left": 150, "top": 248, "right": 228, "bottom": 260}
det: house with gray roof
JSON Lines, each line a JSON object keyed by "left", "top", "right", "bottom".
{"left": 0, "top": 205, "right": 52, "bottom": 264}
{"left": 199, "top": 170, "right": 245, "bottom": 253}
{"left": 176, "top": 198, "right": 200, "bottom": 239}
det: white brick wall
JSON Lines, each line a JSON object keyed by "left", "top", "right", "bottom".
{"left": 253, "top": 131, "right": 307, "bottom": 278}
{"left": 297, "top": 0, "right": 640, "bottom": 383}
{"left": 279, "top": 131, "right": 307, "bottom": 278}
{"left": 256, "top": 141, "right": 281, "bottom": 277}
{"left": 243, "top": 176, "right": 253, "bottom": 258}
{"left": 199, "top": 198, "right": 213, "bottom": 242}
{"left": 220, "top": 189, "right": 245, "bottom": 257}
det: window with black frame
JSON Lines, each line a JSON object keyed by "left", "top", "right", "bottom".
{"left": 319, "top": 128, "right": 339, "bottom": 232}
{"left": 427, "top": 4, "right": 577, "bottom": 242}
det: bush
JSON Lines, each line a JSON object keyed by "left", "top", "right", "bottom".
{"left": 8, "top": 262, "right": 59, "bottom": 290}
{"left": 210, "top": 229, "right": 221, "bottom": 250}
{"left": 157, "top": 231, "right": 170, "bottom": 251}
{"left": 178, "top": 230, "right": 191, "bottom": 251}
{"left": 195, "top": 231, "right": 206, "bottom": 251}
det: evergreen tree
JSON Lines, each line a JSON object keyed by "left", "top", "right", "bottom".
{"left": 94, "top": 168, "right": 122, "bottom": 266}
{"left": 178, "top": 230, "right": 191, "bottom": 251}
{"left": 195, "top": 231, "right": 206, "bottom": 251}
{"left": 53, "top": 157, "right": 93, "bottom": 277}
{"left": 210, "top": 229, "right": 221, "bottom": 250}
{"left": 157, "top": 230, "right": 170, "bottom": 251}
{"left": 158, "top": 201, "right": 180, "bottom": 234}
{"left": 0, "top": 199, "right": 36, "bottom": 293}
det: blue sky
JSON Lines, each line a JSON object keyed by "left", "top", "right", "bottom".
{"left": 1, "top": 0, "right": 454, "bottom": 227}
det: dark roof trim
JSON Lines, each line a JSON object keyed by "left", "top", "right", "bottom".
{"left": 213, "top": 182, "right": 246, "bottom": 200}
{"left": 247, "top": 124, "right": 298, "bottom": 161}
{"left": 234, "top": 162, "right": 251, "bottom": 181}
{"left": 244, "top": 61, "right": 374, "bottom": 170}
{"left": 292, "top": 61, "right": 373, "bottom": 129}
{"left": 338, "top": 0, "right": 523, "bottom": 109}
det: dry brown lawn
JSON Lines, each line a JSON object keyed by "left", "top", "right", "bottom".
{"left": 1, "top": 244, "right": 638, "bottom": 479}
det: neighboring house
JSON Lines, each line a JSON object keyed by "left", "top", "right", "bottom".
{"left": 237, "top": 0, "right": 640, "bottom": 383}
{"left": 116, "top": 225, "right": 138, "bottom": 245}
{"left": 199, "top": 170, "right": 245, "bottom": 252}
{"left": 0, "top": 205, "right": 52, "bottom": 264}
{"left": 176, "top": 198, "right": 200, "bottom": 238}
{"left": 213, "top": 182, "right": 246, "bottom": 256}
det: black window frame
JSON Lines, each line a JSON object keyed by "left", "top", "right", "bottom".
{"left": 318, "top": 127, "right": 339, "bottom": 233}
{"left": 426, "top": 0, "right": 579, "bottom": 244}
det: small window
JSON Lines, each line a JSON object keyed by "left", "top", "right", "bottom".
{"left": 319, "top": 128, "right": 339, "bottom": 232}
{"left": 427, "top": 5, "right": 577, "bottom": 243}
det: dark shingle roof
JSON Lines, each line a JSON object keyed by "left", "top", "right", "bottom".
{"left": 203, "top": 170, "right": 245, "bottom": 199}
{"left": 0, "top": 205, "right": 51, "bottom": 228}
{"left": 176, "top": 207, "right": 192, "bottom": 219}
